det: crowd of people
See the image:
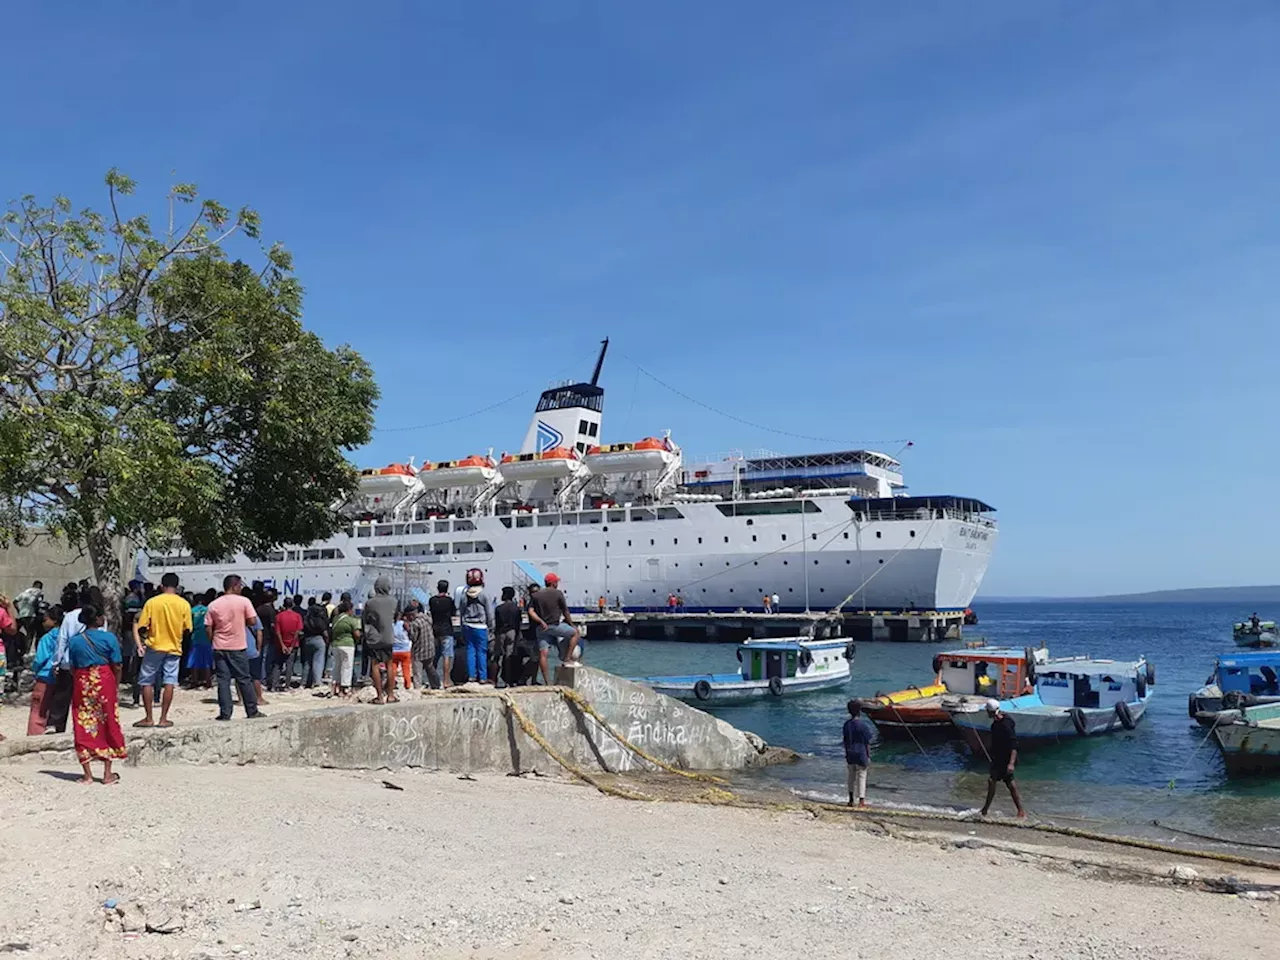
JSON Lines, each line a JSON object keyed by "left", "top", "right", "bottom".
{"left": 0, "top": 565, "right": 586, "bottom": 784}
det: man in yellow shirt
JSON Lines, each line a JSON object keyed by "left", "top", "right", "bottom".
{"left": 133, "top": 572, "right": 193, "bottom": 728}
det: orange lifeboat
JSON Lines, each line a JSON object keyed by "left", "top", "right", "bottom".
{"left": 584, "top": 437, "right": 676, "bottom": 474}
{"left": 500, "top": 446, "right": 582, "bottom": 481}
{"left": 418, "top": 455, "right": 499, "bottom": 488}
{"left": 358, "top": 463, "right": 421, "bottom": 495}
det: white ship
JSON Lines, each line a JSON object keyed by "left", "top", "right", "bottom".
{"left": 142, "top": 342, "right": 997, "bottom": 612}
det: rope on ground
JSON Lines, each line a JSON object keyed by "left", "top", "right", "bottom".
{"left": 497, "top": 692, "right": 651, "bottom": 801}
{"left": 1151, "top": 819, "right": 1280, "bottom": 853}
{"left": 557, "top": 688, "right": 727, "bottom": 784}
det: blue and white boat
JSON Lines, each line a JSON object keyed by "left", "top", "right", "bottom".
{"left": 949, "top": 656, "right": 1154, "bottom": 751}
{"left": 1213, "top": 701, "right": 1280, "bottom": 775}
{"left": 1188, "top": 651, "right": 1280, "bottom": 725}
{"left": 634, "top": 637, "right": 853, "bottom": 704}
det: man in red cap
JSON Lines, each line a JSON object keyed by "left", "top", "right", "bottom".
{"left": 527, "top": 572, "right": 580, "bottom": 684}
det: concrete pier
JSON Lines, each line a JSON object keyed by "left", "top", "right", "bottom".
{"left": 615, "top": 610, "right": 965, "bottom": 643}
{"left": 0, "top": 667, "right": 788, "bottom": 776}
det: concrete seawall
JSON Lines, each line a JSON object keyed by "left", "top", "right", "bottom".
{"left": 1, "top": 666, "right": 787, "bottom": 776}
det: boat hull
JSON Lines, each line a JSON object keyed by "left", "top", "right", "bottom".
{"left": 637, "top": 670, "right": 850, "bottom": 704}
{"left": 864, "top": 694, "right": 984, "bottom": 739}
{"left": 1214, "top": 725, "right": 1280, "bottom": 776}
{"left": 952, "top": 698, "right": 1151, "bottom": 753}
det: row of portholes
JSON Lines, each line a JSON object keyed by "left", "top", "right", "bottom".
{"left": 518, "top": 530, "right": 916, "bottom": 552}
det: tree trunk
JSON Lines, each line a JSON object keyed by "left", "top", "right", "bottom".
{"left": 86, "top": 521, "right": 124, "bottom": 637}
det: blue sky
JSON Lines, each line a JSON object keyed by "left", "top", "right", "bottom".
{"left": 4, "top": 1, "right": 1279, "bottom": 596}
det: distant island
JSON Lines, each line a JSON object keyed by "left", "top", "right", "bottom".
{"left": 982, "top": 585, "right": 1280, "bottom": 604}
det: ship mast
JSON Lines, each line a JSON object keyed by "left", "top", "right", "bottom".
{"left": 590, "top": 338, "right": 610, "bottom": 386}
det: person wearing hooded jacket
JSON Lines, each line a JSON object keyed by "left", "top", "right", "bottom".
{"left": 362, "top": 576, "right": 400, "bottom": 704}
{"left": 458, "top": 568, "right": 495, "bottom": 683}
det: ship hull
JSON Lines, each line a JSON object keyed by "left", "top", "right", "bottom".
{"left": 143, "top": 502, "right": 996, "bottom": 612}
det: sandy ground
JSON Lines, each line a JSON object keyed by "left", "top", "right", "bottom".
{"left": 0, "top": 760, "right": 1274, "bottom": 960}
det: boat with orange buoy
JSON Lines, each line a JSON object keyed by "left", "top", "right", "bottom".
{"left": 857, "top": 643, "right": 1048, "bottom": 739}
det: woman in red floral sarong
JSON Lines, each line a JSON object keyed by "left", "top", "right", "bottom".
{"left": 66, "top": 604, "right": 127, "bottom": 785}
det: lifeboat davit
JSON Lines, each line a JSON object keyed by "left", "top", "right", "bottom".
{"left": 500, "top": 446, "right": 582, "bottom": 481}
{"left": 417, "top": 455, "right": 499, "bottom": 489}
{"left": 584, "top": 437, "right": 675, "bottom": 474}
{"left": 358, "top": 463, "right": 421, "bottom": 496}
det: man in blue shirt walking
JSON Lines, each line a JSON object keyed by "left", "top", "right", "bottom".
{"left": 842, "top": 700, "right": 875, "bottom": 807}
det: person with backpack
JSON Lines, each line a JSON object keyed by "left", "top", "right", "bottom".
{"left": 458, "top": 568, "right": 495, "bottom": 684}
{"left": 362, "top": 576, "right": 399, "bottom": 704}
{"left": 301, "top": 598, "right": 331, "bottom": 689}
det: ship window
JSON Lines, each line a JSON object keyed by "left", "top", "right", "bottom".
{"left": 562, "top": 513, "right": 579, "bottom": 525}
{"left": 843, "top": 532, "right": 849, "bottom": 539}
{"left": 266, "top": 551, "right": 286, "bottom": 563}
{"left": 875, "top": 531, "right": 882, "bottom": 539}
{"left": 433, "top": 543, "right": 449, "bottom": 555}
{"left": 538, "top": 515, "right": 557, "bottom": 527}
{"left": 586, "top": 512, "right": 603, "bottom": 525}
{"left": 697, "top": 537, "right": 702, "bottom": 544}
{"left": 356, "top": 526, "right": 372, "bottom": 538}
{"left": 455, "top": 541, "right": 475, "bottom": 555}
{"left": 588, "top": 421, "right": 598, "bottom": 437}
{"left": 783, "top": 560, "right": 788, "bottom": 566}
{"left": 303, "top": 549, "right": 322, "bottom": 561}
{"left": 752, "top": 535, "right": 757, "bottom": 542}
{"left": 576, "top": 442, "right": 586, "bottom": 453}
{"left": 650, "top": 539, "right": 655, "bottom": 546}
{"left": 585, "top": 542, "right": 590, "bottom": 550}
{"left": 910, "top": 530, "right": 915, "bottom": 537}
{"left": 474, "top": 541, "right": 493, "bottom": 553}
{"left": 673, "top": 537, "right": 678, "bottom": 545}
{"left": 499, "top": 518, "right": 512, "bottom": 529}
{"left": 723, "top": 536, "right": 729, "bottom": 543}
{"left": 846, "top": 559, "right": 851, "bottom": 564}
{"left": 627, "top": 540, "right": 632, "bottom": 547}
{"left": 579, "top": 419, "right": 589, "bottom": 434}
{"left": 811, "top": 533, "right": 817, "bottom": 541}
{"left": 781, "top": 534, "right": 787, "bottom": 541}
{"left": 358, "top": 547, "right": 374, "bottom": 558}
{"left": 715, "top": 501, "right": 821, "bottom": 517}
{"left": 631, "top": 508, "right": 655, "bottom": 522}
{"left": 322, "top": 549, "right": 343, "bottom": 560}
{"left": 878, "top": 559, "right": 884, "bottom": 564}
{"left": 656, "top": 507, "right": 684, "bottom": 520}
{"left": 434, "top": 521, "right": 450, "bottom": 533}
{"left": 516, "top": 516, "right": 533, "bottom": 528}
{"left": 608, "top": 510, "right": 625, "bottom": 523}
{"left": 563, "top": 543, "right": 568, "bottom": 550}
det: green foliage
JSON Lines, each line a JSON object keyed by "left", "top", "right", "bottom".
{"left": 0, "top": 172, "right": 379, "bottom": 584}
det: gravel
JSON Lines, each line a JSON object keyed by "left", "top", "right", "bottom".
{"left": 0, "top": 761, "right": 1272, "bottom": 958}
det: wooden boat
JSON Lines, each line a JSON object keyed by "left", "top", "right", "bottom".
{"left": 858, "top": 644, "right": 1047, "bottom": 739}
{"left": 950, "top": 656, "right": 1155, "bottom": 752}
{"left": 1213, "top": 701, "right": 1280, "bottom": 775}
{"left": 634, "top": 637, "right": 853, "bottom": 704}
{"left": 1233, "top": 621, "right": 1278, "bottom": 648}
{"left": 1188, "top": 651, "right": 1280, "bottom": 725}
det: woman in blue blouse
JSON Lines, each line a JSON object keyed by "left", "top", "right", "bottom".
{"left": 66, "top": 604, "right": 127, "bottom": 784}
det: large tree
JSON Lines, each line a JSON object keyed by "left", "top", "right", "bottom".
{"left": 0, "top": 171, "right": 378, "bottom": 628}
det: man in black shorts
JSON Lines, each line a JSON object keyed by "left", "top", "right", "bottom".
{"left": 980, "top": 698, "right": 1026, "bottom": 818}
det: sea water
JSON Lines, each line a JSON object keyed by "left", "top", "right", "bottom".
{"left": 588, "top": 601, "right": 1280, "bottom": 849}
